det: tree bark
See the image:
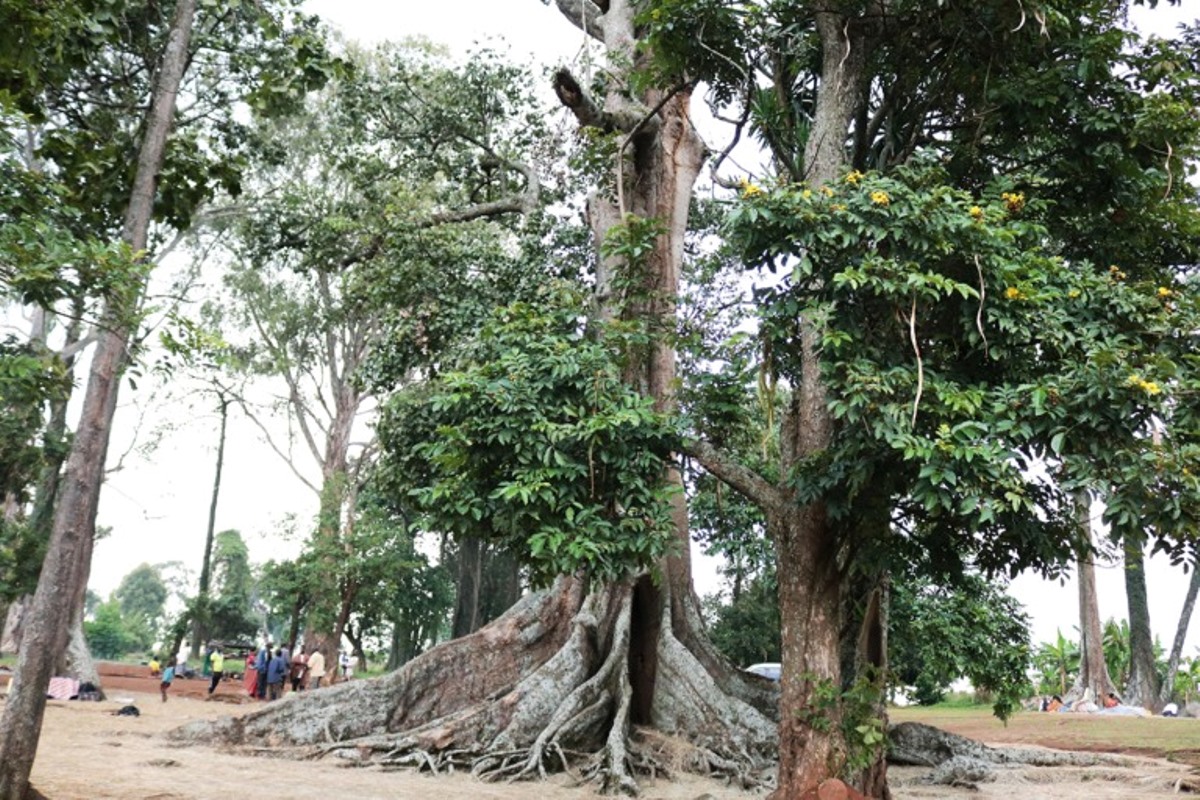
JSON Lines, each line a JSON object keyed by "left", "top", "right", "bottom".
{"left": 451, "top": 536, "right": 483, "bottom": 638}
{"left": 0, "top": 2, "right": 197, "bottom": 796}
{"left": 768, "top": 7, "right": 876, "bottom": 798}
{"left": 480, "top": 544, "right": 522, "bottom": 624}
{"left": 1122, "top": 537, "right": 1159, "bottom": 709}
{"left": 1160, "top": 565, "right": 1200, "bottom": 705}
{"left": 0, "top": 599, "right": 21, "bottom": 655}
{"left": 1070, "top": 499, "right": 1115, "bottom": 704}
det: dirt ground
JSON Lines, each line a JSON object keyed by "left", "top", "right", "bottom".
{"left": 5, "top": 664, "right": 1199, "bottom": 799}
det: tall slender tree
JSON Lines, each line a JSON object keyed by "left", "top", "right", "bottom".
{"left": 0, "top": 3, "right": 199, "bottom": 794}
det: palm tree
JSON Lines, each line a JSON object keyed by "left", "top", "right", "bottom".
{"left": 1102, "top": 618, "right": 1131, "bottom": 690}
{"left": 1036, "top": 629, "right": 1081, "bottom": 696}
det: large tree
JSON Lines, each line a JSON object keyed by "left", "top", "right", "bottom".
{"left": 179, "top": 3, "right": 779, "bottom": 794}
{"left": 206, "top": 40, "right": 550, "bottom": 667}
{"left": 182, "top": 3, "right": 1200, "bottom": 799}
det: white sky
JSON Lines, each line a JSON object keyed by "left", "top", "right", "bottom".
{"left": 87, "top": 1, "right": 1200, "bottom": 661}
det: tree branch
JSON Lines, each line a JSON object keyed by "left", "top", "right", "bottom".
{"left": 683, "top": 438, "right": 781, "bottom": 510}
{"left": 553, "top": 0, "right": 606, "bottom": 41}
{"left": 553, "top": 68, "right": 612, "bottom": 130}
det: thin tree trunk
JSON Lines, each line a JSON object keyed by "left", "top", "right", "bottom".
{"left": 1071, "top": 498, "right": 1115, "bottom": 703}
{"left": 1123, "top": 536, "right": 1160, "bottom": 709}
{"left": 0, "top": 2, "right": 197, "bottom": 796}
{"left": 286, "top": 591, "right": 304, "bottom": 653}
{"left": 1160, "top": 566, "right": 1200, "bottom": 705}
{"left": 192, "top": 394, "right": 229, "bottom": 657}
{"left": 0, "top": 600, "right": 17, "bottom": 655}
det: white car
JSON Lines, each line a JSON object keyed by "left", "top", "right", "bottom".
{"left": 745, "top": 662, "right": 781, "bottom": 681}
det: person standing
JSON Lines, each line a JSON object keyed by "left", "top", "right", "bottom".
{"left": 207, "top": 647, "right": 225, "bottom": 698}
{"left": 266, "top": 648, "right": 288, "bottom": 700}
{"left": 254, "top": 642, "right": 271, "bottom": 699}
{"left": 306, "top": 646, "right": 326, "bottom": 690}
{"left": 160, "top": 662, "right": 175, "bottom": 703}
{"left": 289, "top": 649, "right": 308, "bottom": 693}
{"left": 242, "top": 650, "right": 257, "bottom": 698}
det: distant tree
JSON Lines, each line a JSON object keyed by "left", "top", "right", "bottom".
{"left": 1160, "top": 567, "right": 1200, "bottom": 706}
{"left": 703, "top": 573, "right": 780, "bottom": 668}
{"left": 84, "top": 599, "right": 135, "bottom": 661}
{"left": 889, "top": 576, "right": 1032, "bottom": 710}
{"left": 206, "top": 530, "right": 256, "bottom": 642}
{"left": 112, "top": 563, "right": 168, "bottom": 649}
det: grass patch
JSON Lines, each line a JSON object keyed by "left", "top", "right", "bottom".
{"left": 891, "top": 704, "right": 1200, "bottom": 765}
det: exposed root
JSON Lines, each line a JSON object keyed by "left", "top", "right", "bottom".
{"left": 173, "top": 576, "right": 776, "bottom": 796}
{"left": 479, "top": 583, "right": 635, "bottom": 785}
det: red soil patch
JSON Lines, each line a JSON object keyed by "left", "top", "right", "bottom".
{"left": 97, "top": 660, "right": 256, "bottom": 704}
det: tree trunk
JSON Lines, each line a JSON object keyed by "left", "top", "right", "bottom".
{"left": 1160, "top": 565, "right": 1200, "bottom": 705}
{"left": 0, "top": 599, "right": 21, "bottom": 655}
{"left": 304, "top": 387, "right": 359, "bottom": 677}
{"left": 1123, "top": 537, "right": 1159, "bottom": 709}
{"left": 771, "top": 504, "right": 845, "bottom": 797}
{"left": 0, "top": 2, "right": 197, "bottom": 796}
{"left": 1070, "top": 500, "right": 1115, "bottom": 703}
{"left": 480, "top": 544, "right": 522, "bottom": 624}
{"left": 192, "top": 394, "right": 230, "bottom": 657}
{"left": 286, "top": 591, "right": 304, "bottom": 654}
{"left": 768, "top": 7, "right": 876, "bottom": 798}
{"left": 60, "top": 621, "right": 102, "bottom": 696}
{"left": 451, "top": 536, "right": 483, "bottom": 638}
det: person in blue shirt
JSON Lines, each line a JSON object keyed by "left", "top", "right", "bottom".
{"left": 266, "top": 648, "right": 289, "bottom": 700}
{"left": 160, "top": 661, "right": 175, "bottom": 703}
{"left": 254, "top": 642, "right": 272, "bottom": 699}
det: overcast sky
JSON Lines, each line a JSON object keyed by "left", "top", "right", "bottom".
{"left": 89, "top": 1, "right": 1200, "bottom": 660}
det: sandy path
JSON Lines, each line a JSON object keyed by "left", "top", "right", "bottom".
{"left": 9, "top": 687, "right": 1198, "bottom": 799}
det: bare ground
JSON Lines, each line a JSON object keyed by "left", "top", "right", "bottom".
{"left": 5, "top": 667, "right": 1199, "bottom": 799}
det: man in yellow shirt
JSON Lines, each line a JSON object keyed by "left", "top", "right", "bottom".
{"left": 207, "top": 647, "right": 225, "bottom": 698}
{"left": 306, "top": 647, "right": 326, "bottom": 689}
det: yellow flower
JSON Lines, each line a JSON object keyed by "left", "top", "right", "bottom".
{"left": 1001, "top": 191, "right": 1026, "bottom": 213}
{"left": 1126, "top": 374, "right": 1162, "bottom": 396}
{"left": 1108, "top": 265, "right": 1127, "bottom": 281}
{"left": 845, "top": 170, "right": 865, "bottom": 185}
{"left": 739, "top": 179, "right": 763, "bottom": 199}
{"left": 830, "top": 203, "right": 847, "bottom": 212}
{"left": 969, "top": 206, "right": 984, "bottom": 220}
{"left": 870, "top": 190, "right": 890, "bottom": 206}
{"left": 1158, "top": 286, "right": 1173, "bottom": 298}
{"left": 1004, "top": 286, "right": 1022, "bottom": 300}
{"left": 1068, "top": 289, "right": 1081, "bottom": 299}
{"left": 802, "top": 189, "right": 813, "bottom": 200}
{"left": 820, "top": 185, "right": 835, "bottom": 197}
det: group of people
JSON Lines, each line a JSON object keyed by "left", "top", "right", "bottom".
{"left": 245, "top": 642, "right": 338, "bottom": 700}
{"left": 148, "top": 641, "right": 353, "bottom": 702}
{"left": 149, "top": 646, "right": 227, "bottom": 702}
{"left": 1041, "top": 691, "right": 1181, "bottom": 717}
